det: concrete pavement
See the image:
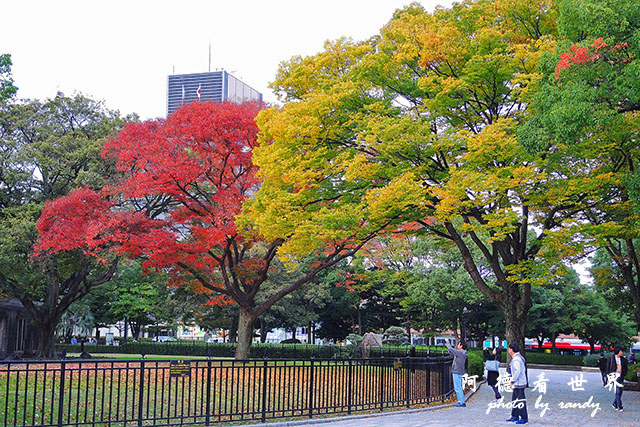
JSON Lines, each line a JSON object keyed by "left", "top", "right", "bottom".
{"left": 253, "top": 368, "right": 640, "bottom": 426}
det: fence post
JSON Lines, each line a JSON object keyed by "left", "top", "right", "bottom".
{"left": 137, "top": 359, "right": 145, "bottom": 427}
{"left": 261, "top": 358, "right": 268, "bottom": 423}
{"left": 308, "top": 358, "right": 315, "bottom": 418}
{"left": 57, "top": 360, "right": 66, "bottom": 427}
{"left": 405, "top": 357, "right": 410, "bottom": 408}
{"left": 379, "top": 357, "right": 385, "bottom": 412}
{"left": 205, "top": 358, "right": 212, "bottom": 426}
{"left": 426, "top": 359, "right": 431, "bottom": 402}
{"left": 347, "top": 358, "right": 353, "bottom": 415}
{"left": 440, "top": 360, "right": 449, "bottom": 403}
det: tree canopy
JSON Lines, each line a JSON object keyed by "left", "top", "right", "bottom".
{"left": 0, "top": 93, "right": 129, "bottom": 357}
{"left": 245, "top": 0, "right": 592, "bottom": 349}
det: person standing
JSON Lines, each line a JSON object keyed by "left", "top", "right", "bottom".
{"left": 597, "top": 353, "right": 608, "bottom": 386}
{"left": 506, "top": 342, "right": 528, "bottom": 425}
{"left": 483, "top": 346, "right": 502, "bottom": 399}
{"left": 446, "top": 339, "right": 468, "bottom": 407}
{"left": 607, "top": 347, "right": 628, "bottom": 412}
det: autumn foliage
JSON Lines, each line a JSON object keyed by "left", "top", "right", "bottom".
{"left": 100, "top": 101, "right": 263, "bottom": 299}
{"left": 36, "top": 187, "right": 155, "bottom": 259}
{"left": 554, "top": 37, "right": 632, "bottom": 81}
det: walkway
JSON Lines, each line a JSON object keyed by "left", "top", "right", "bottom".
{"left": 254, "top": 368, "right": 640, "bottom": 426}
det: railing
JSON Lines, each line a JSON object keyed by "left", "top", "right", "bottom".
{"left": 1, "top": 356, "right": 453, "bottom": 427}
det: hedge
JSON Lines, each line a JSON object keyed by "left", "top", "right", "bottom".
{"left": 467, "top": 351, "right": 484, "bottom": 379}
{"left": 466, "top": 348, "right": 584, "bottom": 368}
{"left": 55, "top": 342, "right": 449, "bottom": 360}
{"left": 56, "top": 343, "right": 586, "bottom": 368}
{"left": 521, "top": 351, "right": 583, "bottom": 366}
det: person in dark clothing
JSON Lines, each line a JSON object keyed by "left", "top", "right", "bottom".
{"left": 483, "top": 346, "right": 502, "bottom": 399}
{"left": 597, "top": 353, "right": 608, "bottom": 386}
{"left": 607, "top": 347, "right": 628, "bottom": 412}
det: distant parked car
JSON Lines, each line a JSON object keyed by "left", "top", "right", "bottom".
{"left": 206, "top": 338, "right": 220, "bottom": 343}
{"left": 153, "top": 336, "right": 177, "bottom": 342}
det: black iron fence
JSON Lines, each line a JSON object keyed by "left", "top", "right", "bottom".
{"left": 1, "top": 356, "right": 453, "bottom": 427}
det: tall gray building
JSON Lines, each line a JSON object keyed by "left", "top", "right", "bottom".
{"left": 167, "top": 70, "right": 262, "bottom": 116}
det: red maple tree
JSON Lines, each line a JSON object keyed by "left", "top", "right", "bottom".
{"left": 97, "top": 101, "right": 379, "bottom": 358}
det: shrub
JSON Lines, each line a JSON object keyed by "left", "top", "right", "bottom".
{"left": 625, "top": 363, "right": 640, "bottom": 382}
{"left": 467, "top": 350, "right": 484, "bottom": 379}
{"left": 583, "top": 353, "right": 610, "bottom": 367}
{"left": 382, "top": 326, "right": 408, "bottom": 346}
{"left": 345, "top": 333, "right": 363, "bottom": 347}
{"left": 522, "top": 351, "right": 583, "bottom": 366}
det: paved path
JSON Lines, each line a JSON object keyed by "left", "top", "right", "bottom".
{"left": 261, "top": 369, "right": 640, "bottom": 426}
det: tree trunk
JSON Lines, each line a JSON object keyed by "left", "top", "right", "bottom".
{"left": 551, "top": 332, "right": 557, "bottom": 354}
{"left": 35, "top": 321, "right": 58, "bottom": 359}
{"left": 292, "top": 327, "right": 297, "bottom": 340}
{"left": 453, "top": 320, "right": 460, "bottom": 344}
{"left": 123, "top": 317, "right": 129, "bottom": 343}
{"left": 229, "top": 312, "right": 239, "bottom": 343}
{"left": 132, "top": 322, "right": 141, "bottom": 340}
{"left": 260, "top": 319, "right": 268, "bottom": 343}
{"left": 503, "top": 302, "right": 527, "bottom": 364}
{"left": 235, "top": 309, "right": 256, "bottom": 359}
{"left": 405, "top": 321, "right": 412, "bottom": 346}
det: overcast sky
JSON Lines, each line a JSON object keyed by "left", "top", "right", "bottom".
{"left": 2, "top": 0, "right": 451, "bottom": 120}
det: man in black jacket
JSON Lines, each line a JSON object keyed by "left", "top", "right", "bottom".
{"left": 597, "top": 353, "right": 608, "bottom": 386}
{"left": 606, "top": 347, "right": 628, "bottom": 412}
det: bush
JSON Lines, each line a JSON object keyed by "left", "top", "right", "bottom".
{"left": 467, "top": 350, "right": 484, "bottom": 379}
{"left": 625, "top": 363, "right": 640, "bottom": 382}
{"left": 382, "top": 326, "right": 409, "bottom": 346}
{"left": 522, "top": 351, "right": 583, "bottom": 366}
{"left": 583, "top": 353, "right": 610, "bottom": 367}
{"left": 345, "top": 333, "right": 363, "bottom": 346}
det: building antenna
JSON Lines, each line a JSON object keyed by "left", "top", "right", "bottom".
{"left": 208, "top": 40, "right": 212, "bottom": 72}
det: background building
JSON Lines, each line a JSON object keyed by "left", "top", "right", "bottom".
{"left": 167, "top": 70, "right": 262, "bottom": 116}
{"left": 0, "top": 299, "right": 36, "bottom": 358}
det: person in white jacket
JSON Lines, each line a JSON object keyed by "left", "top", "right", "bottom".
{"left": 506, "top": 342, "right": 528, "bottom": 425}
